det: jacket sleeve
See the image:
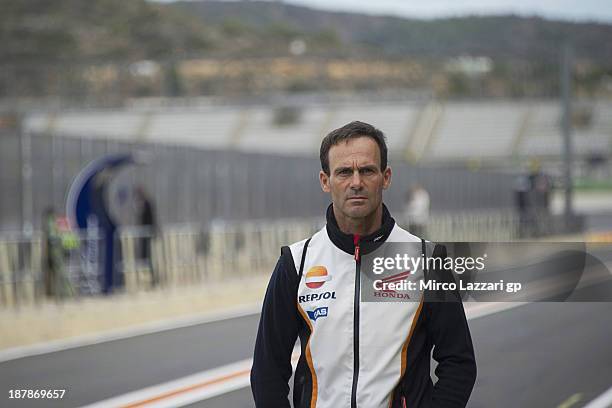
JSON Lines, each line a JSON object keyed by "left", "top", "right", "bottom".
{"left": 251, "top": 247, "right": 300, "bottom": 407}
{"left": 425, "top": 244, "right": 477, "bottom": 408}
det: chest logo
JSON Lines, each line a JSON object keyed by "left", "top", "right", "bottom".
{"left": 307, "top": 307, "right": 328, "bottom": 321}
{"left": 299, "top": 291, "right": 336, "bottom": 303}
{"left": 305, "top": 266, "right": 331, "bottom": 289}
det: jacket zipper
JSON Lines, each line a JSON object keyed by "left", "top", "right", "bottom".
{"left": 351, "top": 234, "right": 361, "bottom": 408}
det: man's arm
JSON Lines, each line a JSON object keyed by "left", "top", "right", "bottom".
{"left": 425, "top": 244, "right": 477, "bottom": 408}
{"left": 251, "top": 247, "right": 299, "bottom": 407}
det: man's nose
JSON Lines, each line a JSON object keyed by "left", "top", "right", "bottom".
{"left": 349, "top": 170, "right": 362, "bottom": 189}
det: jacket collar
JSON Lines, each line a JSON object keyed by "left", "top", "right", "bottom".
{"left": 325, "top": 203, "right": 395, "bottom": 256}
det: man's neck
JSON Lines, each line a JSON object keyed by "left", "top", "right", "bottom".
{"left": 333, "top": 204, "right": 383, "bottom": 236}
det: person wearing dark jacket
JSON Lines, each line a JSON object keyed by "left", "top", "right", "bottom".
{"left": 251, "top": 121, "right": 476, "bottom": 407}
{"left": 135, "top": 187, "right": 158, "bottom": 287}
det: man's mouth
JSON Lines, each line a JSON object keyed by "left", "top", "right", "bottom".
{"left": 348, "top": 196, "right": 367, "bottom": 200}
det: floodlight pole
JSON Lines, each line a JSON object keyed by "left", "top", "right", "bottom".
{"left": 561, "top": 43, "right": 574, "bottom": 221}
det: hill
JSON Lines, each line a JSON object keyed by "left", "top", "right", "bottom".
{"left": 2, "top": 0, "right": 612, "bottom": 101}
{"left": 170, "top": 0, "right": 612, "bottom": 63}
{"left": 3, "top": 0, "right": 612, "bottom": 63}
{"left": 0, "top": 0, "right": 212, "bottom": 63}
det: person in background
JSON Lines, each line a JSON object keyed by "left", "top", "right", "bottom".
{"left": 42, "top": 208, "right": 78, "bottom": 299}
{"left": 135, "top": 187, "right": 158, "bottom": 287}
{"left": 514, "top": 174, "right": 531, "bottom": 237}
{"left": 42, "top": 207, "right": 61, "bottom": 298}
{"left": 403, "top": 184, "right": 430, "bottom": 237}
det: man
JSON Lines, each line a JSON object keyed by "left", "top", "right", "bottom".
{"left": 403, "top": 184, "right": 430, "bottom": 237}
{"left": 135, "top": 186, "right": 158, "bottom": 287}
{"left": 251, "top": 121, "right": 476, "bottom": 407}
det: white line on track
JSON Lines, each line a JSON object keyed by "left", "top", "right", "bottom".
{"left": 0, "top": 303, "right": 261, "bottom": 364}
{"left": 583, "top": 385, "right": 612, "bottom": 408}
{"left": 79, "top": 358, "right": 254, "bottom": 408}
{"left": 78, "top": 301, "right": 530, "bottom": 408}
{"left": 79, "top": 353, "right": 300, "bottom": 408}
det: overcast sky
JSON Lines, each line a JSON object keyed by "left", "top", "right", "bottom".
{"left": 161, "top": 0, "right": 612, "bottom": 23}
{"left": 284, "top": 0, "right": 612, "bottom": 22}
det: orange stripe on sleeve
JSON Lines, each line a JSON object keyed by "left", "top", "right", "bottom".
{"left": 297, "top": 302, "right": 318, "bottom": 408}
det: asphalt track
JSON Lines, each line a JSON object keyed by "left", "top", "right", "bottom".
{"left": 185, "top": 301, "right": 612, "bottom": 408}
{"left": 2, "top": 294, "right": 612, "bottom": 408}
{"left": 0, "top": 315, "right": 260, "bottom": 408}
{"left": 2, "top": 246, "right": 612, "bottom": 408}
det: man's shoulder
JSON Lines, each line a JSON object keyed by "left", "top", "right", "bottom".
{"left": 387, "top": 224, "right": 424, "bottom": 243}
{"left": 283, "top": 226, "right": 326, "bottom": 275}
{"left": 387, "top": 224, "right": 446, "bottom": 258}
{"left": 287, "top": 237, "right": 311, "bottom": 255}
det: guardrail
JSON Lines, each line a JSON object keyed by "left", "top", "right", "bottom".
{"left": 0, "top": 233, "right": 42, "bottom": 307}
{"left": 0, "top": 211, "right": 583, "bottom": 308}
{"left": 0, "top": 230, "right": 104, "bottom": 307}
{"left": 117, "top": 220, "right": 323, "bottom": 292}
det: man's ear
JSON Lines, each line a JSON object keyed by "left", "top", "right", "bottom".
{"left": 320, "top": 170, "right": 331, "bottom": 193}
{"left": 382, "top": 166, "right": 392, "bottom": 190}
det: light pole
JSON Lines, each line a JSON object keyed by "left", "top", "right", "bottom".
{"left": 561, "top": 43, "right": 574, "bottom": 223}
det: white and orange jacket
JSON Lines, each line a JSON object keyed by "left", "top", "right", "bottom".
{"left": 251, "top": 204, "right": 476, "bottom": 408}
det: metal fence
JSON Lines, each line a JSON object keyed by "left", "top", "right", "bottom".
{"left": 117, "top": 220, "right": 322, "bottom": 292}
{"left": 0, "top": 220, "right": 322, "bottom": 308}
{"left": 0, "top": 210, "right": 585, "bottom": 308}
{"left": 0, "top": 232, "right": 42, "bottom": 307}
{"left": 0, "top": 229, "right": 104, "bottom": 307}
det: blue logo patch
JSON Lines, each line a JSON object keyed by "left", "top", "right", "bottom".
{"left": 307, "top": 307, "right": 328, "bottom": 321}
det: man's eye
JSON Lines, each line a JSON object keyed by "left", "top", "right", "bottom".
{"left": 338, "top": 169, "right": 352, "bottom": 176}
{"left": 360, "top": 168, "right": 375, "bottom": 175}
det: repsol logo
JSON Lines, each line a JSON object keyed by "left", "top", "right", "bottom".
{"left": 299, "top": 291, "right": 337, "bottom": 303}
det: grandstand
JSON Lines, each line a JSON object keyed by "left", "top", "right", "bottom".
{"left": 23, "top": 98, "right": 612, "bottom": 168}
{"left": 237, "top": 106, "right": 328, "bottom": 154}
{"left": 325, "top": 103, "right": 421, "bottom": 154}
{"left": 426, "top": 101, "right": 523, "bottom": 162}
{"left": 519, "top": 101, "right": 612, "bottom": 159}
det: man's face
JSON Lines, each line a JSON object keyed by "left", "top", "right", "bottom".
{"left": 320, "top": 136, "right": 391, "bottom": 221}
